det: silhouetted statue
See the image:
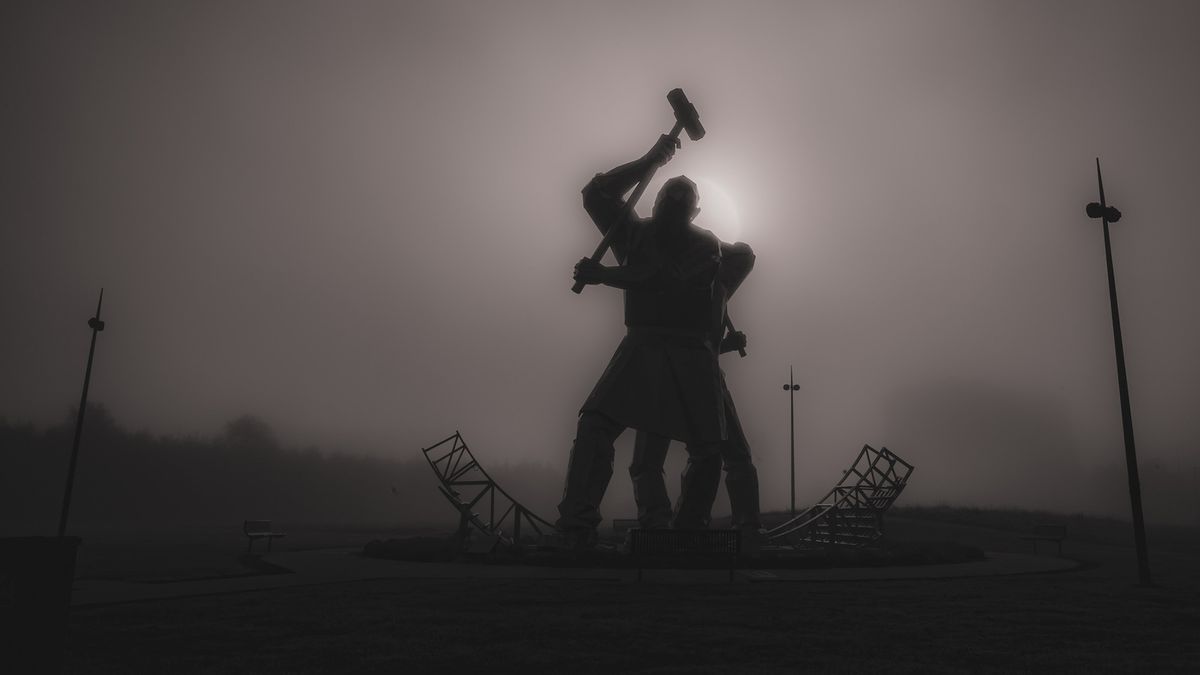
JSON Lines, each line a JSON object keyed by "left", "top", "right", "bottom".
{"left": 557, "top": 134, "right": 752, "bottom": 546}
{"left": 629, "top": 242, "right": 762, "bottom": 534}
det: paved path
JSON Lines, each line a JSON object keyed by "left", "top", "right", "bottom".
{"left": 70, "top": 548, "right": 1080, "bottom": 606}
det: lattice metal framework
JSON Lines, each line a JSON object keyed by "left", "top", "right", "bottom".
{"left": 421, "top": 431, "right": 555, "bottom": 546}
{"left": 766, "top": 445, "right": 914, "bottom": 548}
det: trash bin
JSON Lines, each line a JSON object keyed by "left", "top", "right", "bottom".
{"left": 0, "top": 536, "right": 81, "bottom": 673}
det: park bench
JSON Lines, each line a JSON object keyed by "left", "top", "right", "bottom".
{"left": 629, "top": 529, "right": 741, "bottom": 583}
{"left": 1020, "top": 524, "right": 1066, "bottom": 556}
{"left": 243, "top": 520, "right": 286, "bottom": 553}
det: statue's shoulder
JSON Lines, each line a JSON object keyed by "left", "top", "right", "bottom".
{"left": 677, "top": 226, "right": 722, "bottom": 273}
{"left": 688, "top": 225, "right": 721, "bottom": 252}
{"left": 720, "top": 241, "right": 756, "bottom": 267}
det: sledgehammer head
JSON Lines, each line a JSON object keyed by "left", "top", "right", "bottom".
{"left": 667, "top": 88, "right": 705, "bottom": 141}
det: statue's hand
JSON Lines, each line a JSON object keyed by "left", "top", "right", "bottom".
{"left": 573, "top": 257, "right": 606, "bottom": 286}
{"left": 645, "top": 134, "right": 680, "bottom": 168}
{"left": 720, "top": 330, "right": 748, "bottom": 355}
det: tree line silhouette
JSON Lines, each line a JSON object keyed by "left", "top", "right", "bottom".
{"left": 2, "top": 405, "right": 1194, "bottom": 534}
{"left": 0, "top": 404, "right": 561, "bottom": 533}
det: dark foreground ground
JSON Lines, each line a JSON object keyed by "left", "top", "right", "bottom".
{"left": 64, "top": 513, "right": 1200, "bottom": 673}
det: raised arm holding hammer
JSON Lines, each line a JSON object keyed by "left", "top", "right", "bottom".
{"left": 571, "top": 88, "right": 705, "bottom": 294}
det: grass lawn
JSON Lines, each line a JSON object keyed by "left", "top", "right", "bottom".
{"left": 63, "top": 513, "right": 1200, "bottom": 673}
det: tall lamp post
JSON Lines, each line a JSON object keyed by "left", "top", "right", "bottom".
{"left": 57, "top": 289, "right": 105, "bottom": 537}
{"left": 1086, "top": 159, "right": 1151, "bottom": 586}
{"left": 782, "top": 366, "right": 799, "bottom": 516}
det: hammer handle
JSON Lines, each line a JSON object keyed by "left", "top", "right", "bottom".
{"left": 571, "top": 121, "right": 685, "bottom": 294}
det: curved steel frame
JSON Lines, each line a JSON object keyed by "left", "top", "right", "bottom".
{"left": 766, "top": 445, "right": 914, "bottom": 547}
{"left": 421, "top": 431, "right": 555, "bottom": 546}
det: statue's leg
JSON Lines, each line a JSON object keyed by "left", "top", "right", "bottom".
{"left": 671, "top": 442, "right": 722, "bottom": 529}
{"left": 556, "top": 412, "right": 623, "bottom": 535}
{"left": 723, "top": 442, "right": 762, "bottom": 532}
{"left": 630, "top": 431, "right": 673, "bottom": 528}
{"left": 722, "top": 384, "right": 762, "bottom": 532}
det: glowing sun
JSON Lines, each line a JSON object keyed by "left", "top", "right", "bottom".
{"left": 691, "top": 176, "right": 743, "bottom": 243}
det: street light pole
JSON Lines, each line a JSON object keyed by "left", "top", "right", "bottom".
{"left": 1086, "top": 158, "right": 1151, "bottom": 586}
{"left": 782, "top": 366, "right": 798, "bottom": 516}
{"left": 57, "top": 289, "right": 105, "bottom": 538}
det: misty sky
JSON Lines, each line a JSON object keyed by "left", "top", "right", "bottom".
{"left": 3, "top": 1, "right": 1199, "bottom": 517}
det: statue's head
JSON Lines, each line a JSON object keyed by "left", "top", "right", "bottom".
{"left": 652, "top": 175, "right": 700, "bottom": 229}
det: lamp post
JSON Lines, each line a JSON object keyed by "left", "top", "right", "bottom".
{"left": 1085, "top": 159, "right": 1151, "bottom": 586}
{"left": 57, "top": 289, "right": 105, "bottom": 538}
{"left": 782, "top": 366, "right": 799, "bottom": 516}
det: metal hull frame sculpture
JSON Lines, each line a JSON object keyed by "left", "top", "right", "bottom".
{"left": 423, "top": 432, "right": 914, "bottom": 552}
{"left": 421, "top": 432, "right": 554, "bottom": 548}
{"left": 766, "top": 445, "right": 913, "bottom": 548}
